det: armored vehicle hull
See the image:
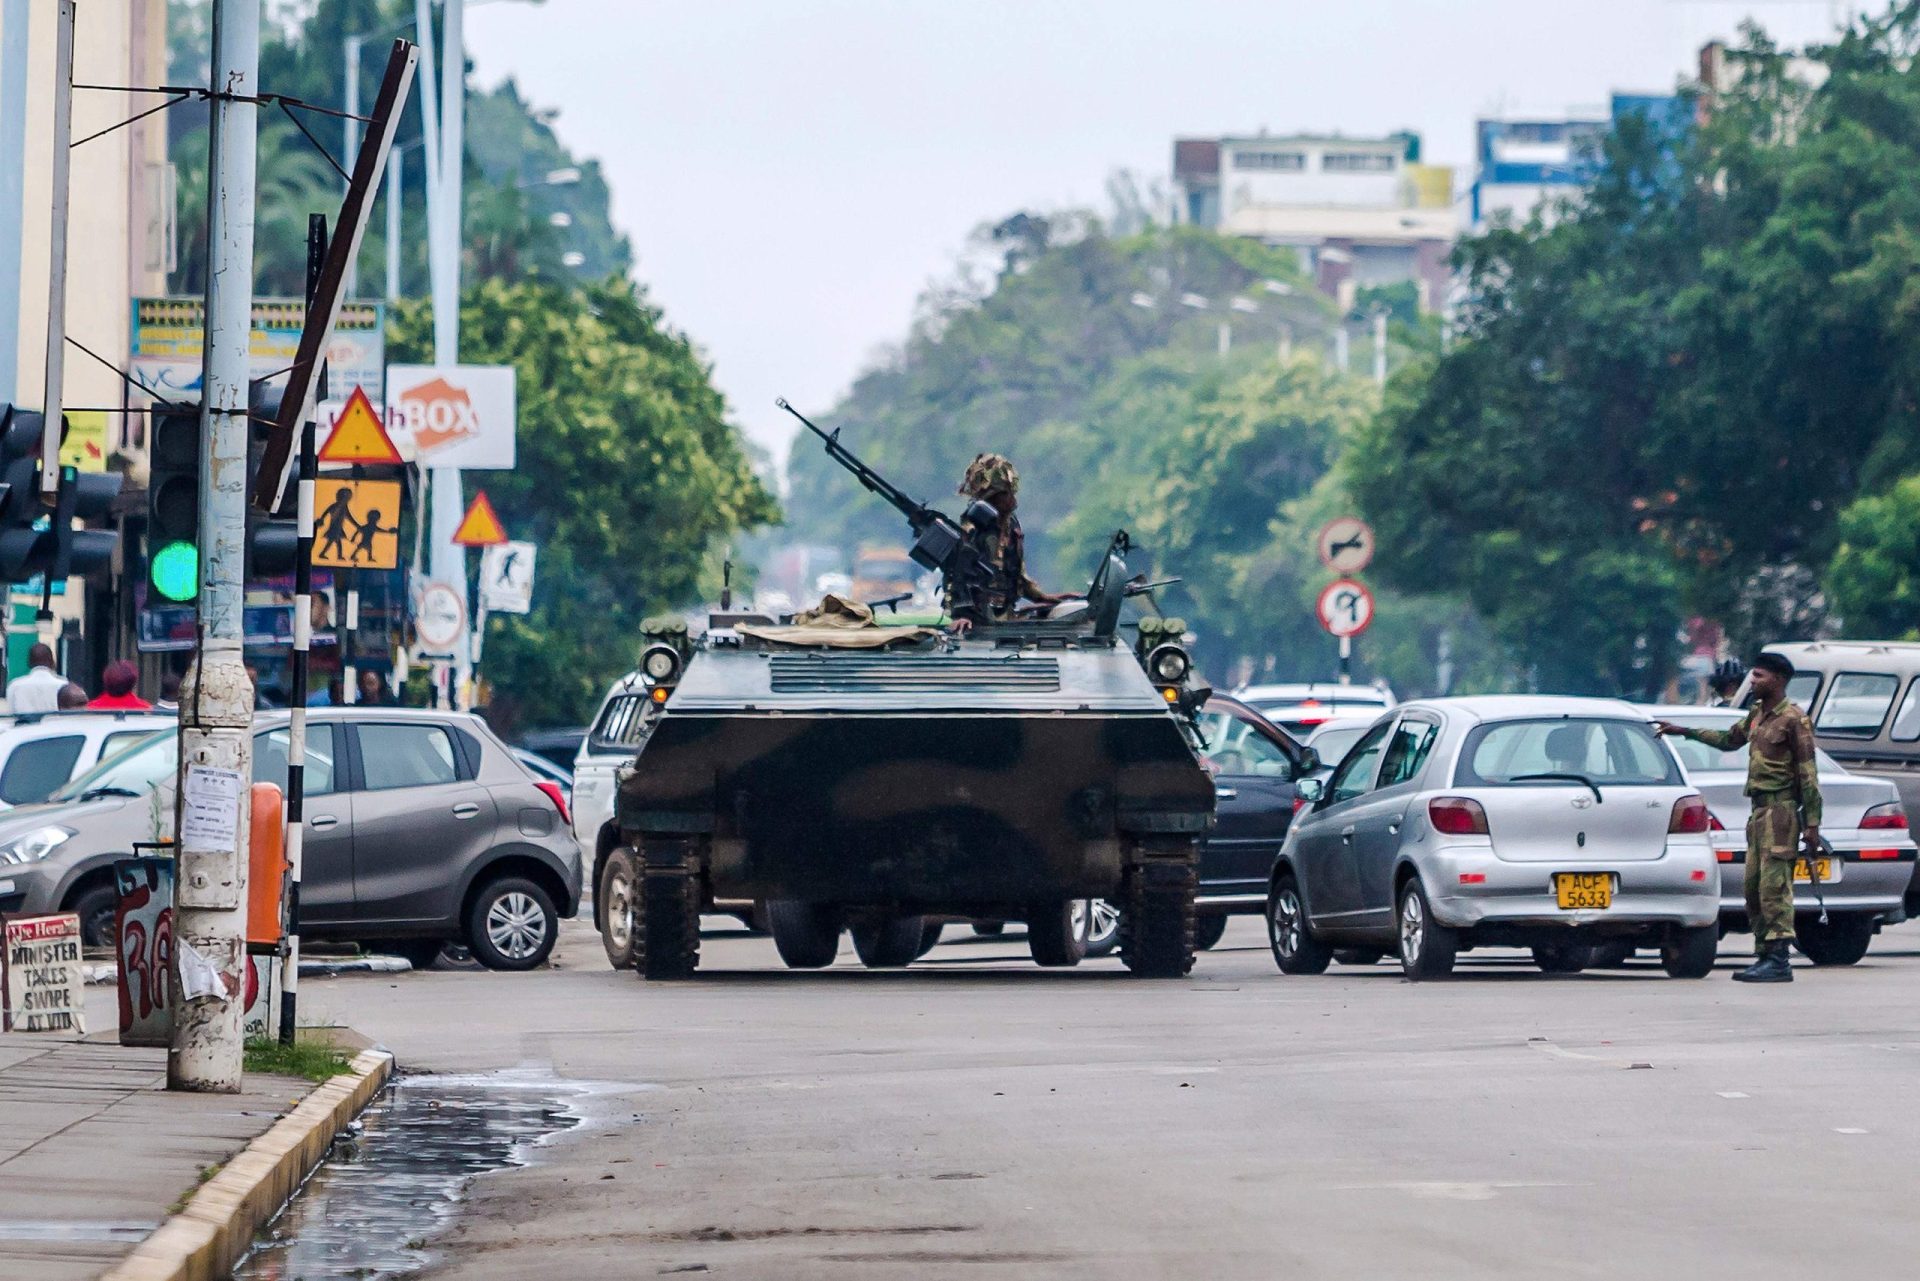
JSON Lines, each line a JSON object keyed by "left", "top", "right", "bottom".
{"left": 612, "top": 635, "right": 1215, "bottom": 977}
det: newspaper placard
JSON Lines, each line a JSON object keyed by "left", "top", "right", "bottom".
{"left": 2, "top": 914, "right": 86, "bottom": 1033}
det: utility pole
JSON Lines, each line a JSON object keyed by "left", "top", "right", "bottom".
{"left": 171, "top": 0, "right": 259, "bottom": 1093}
{"left": 38, "top": 0, "right": 76, "bottom": 504}
{"left": 1372, "top": 310, "right": 1388, "bottom": 387}
{"left": 0, "top": 0, "right": 32, "bottom": 404}
{"left": 341, "top": 34, "right": 361, "bottom": 297}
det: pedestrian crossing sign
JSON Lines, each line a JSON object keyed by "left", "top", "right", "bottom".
{"left": 311, "top": 478, "right": 402, "bottom": 569}
{"left": 318, "top": 386, "right": 404, "bottom": 465}
{"left": 452, "top": 490, "right": 509, "bottom": 547}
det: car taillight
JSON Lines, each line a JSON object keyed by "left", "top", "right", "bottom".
{"left": 1428, "top": 797, "right": 1489, "bottom": 836}
{"left": 1715, "top": 848, "right": 1735, "bottom": 862}
{"left": 1669, "top": 795, "right": 1711, "bottom": 834}
{"left": 1709, "top": 813, "right": 1725, "bottom": 831}
{"left": 534, "top": 780, "right": 571, "bottom": 826}
{"left": 1296, "top": 717, "right": 1330, "bottom": 728}
{"left": 1861, "top": 802, "right": 1908, "bottom": 830}
{"left": 1859, "top": 848, "right": 1902, "bottom": 860}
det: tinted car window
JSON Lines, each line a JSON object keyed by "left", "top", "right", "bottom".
{"left": 1892, "top": 681, "right": 1920, "bottom": 743}
{"left": 1306, "top": 724, "right": 1369, "bottom": 767}
{"left": 1456, "top": 718, "right": 1681, "bottom": 787}
{"left": 1814, "top": 672, "right": 1899, "bottom": 738}
{"left": 0, "top": 736, "right": 84, "bottom": 804}
{"left": 358, "top": 723, "right": 459, "bottom": 790}
{"left": 589, "top": 694, "right": 647, "bottom": 754}
{"left": 101, "top": 730, "right": 158, "bottom": 761}
{"left": 253, "top": 726, "right": 336, "bottom": 796}
{"left": 1196, "top": 710, "right": 1294, "bottom": 777}
{"left": 1327, "top": 723, "right": 1391, "bottom": 803}
{"left": 54, "top": 731, "right": 176, "bottom": 800}
{"left": 1377, "top": 720, "right": 1439, "bottom": 789}
{"left": 1786, "top": 673, "right": 1821, "bottom": 712}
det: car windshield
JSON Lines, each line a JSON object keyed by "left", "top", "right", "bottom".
{"left": 52, "top": 730, "right": 175, "bottom": 801}
{"left": 1455, "top": 717, "right": 1682, "bottom": 788}
{"left": 1307, "top": 724, "right": 1369, "bottom": 766}
{"left": 1665, "top": 721, "right": 1843, "bottom": 774}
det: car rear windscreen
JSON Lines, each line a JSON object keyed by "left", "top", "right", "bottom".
{"left": 1455, "top": 717, "right": 1682, "bottom": 788}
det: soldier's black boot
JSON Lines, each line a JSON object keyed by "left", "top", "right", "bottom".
{"left": 1733, "top": 939, "right": 1793, "bottom": 983}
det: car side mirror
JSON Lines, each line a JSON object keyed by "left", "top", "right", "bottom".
{"left": 1294, "top": 748, "right": 1321, "bottom": 777}
{"left": 1295, "top": 776, "right": 1325, "bottom": 804}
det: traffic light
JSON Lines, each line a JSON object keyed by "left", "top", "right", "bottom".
{"left": 147, "top": 401, "right": 201, "bottom": 602}
{"left": 0, "top": 405, "right": 47, "bottom": 578}
{"left": 246, "top": 385, "right": 297, "bottom": 577}
{"left": 49, "top": 464, "right": 123, "bottom": 581}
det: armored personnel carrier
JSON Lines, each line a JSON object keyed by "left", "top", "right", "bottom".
{"left": 601, "top": 406, "right": 1215, "bottom": 979}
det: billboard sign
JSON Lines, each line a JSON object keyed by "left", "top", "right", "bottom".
{"left": 385, "top": 364, "right": 516, "bottom": 469}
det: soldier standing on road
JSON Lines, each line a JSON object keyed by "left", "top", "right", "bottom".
{"left": 946, "top": 453, "right": 1070, "bottom": 634}
{"left": 1656, "top": 652, "right": 1821, "bottom": 983}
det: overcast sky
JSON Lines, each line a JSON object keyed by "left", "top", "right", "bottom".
{"left": 463, "top": 1, "right": 1845, "bottom": 463}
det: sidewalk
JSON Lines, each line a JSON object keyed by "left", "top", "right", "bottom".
{"left": 0, "top": 995, "right": 313, "bottom": 1281}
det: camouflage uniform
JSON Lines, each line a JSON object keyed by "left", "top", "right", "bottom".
{"left": 948, "top": 453, "right": 1045, "bottom": 623}
{"left": 1681, "top": 698, "right": 1823, "bottom": 944}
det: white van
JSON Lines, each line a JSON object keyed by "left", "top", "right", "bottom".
{"left": 572, "top": 669, "right": 647, "bottom": 864}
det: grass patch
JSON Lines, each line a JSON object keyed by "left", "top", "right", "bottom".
{"left": 244, "top": 1036, "right": 354, "bottom": 1083}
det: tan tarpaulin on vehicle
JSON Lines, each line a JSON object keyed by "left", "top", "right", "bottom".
{"left": 734, "top": 594, "right": 941, "bottom": 649}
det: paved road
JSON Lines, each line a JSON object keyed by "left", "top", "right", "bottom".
{"left": 306, "top": 917, "right": 1920, "bottom": 1279}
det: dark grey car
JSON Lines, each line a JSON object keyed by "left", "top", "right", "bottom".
{"left": 0, "top": 708, "right": 582, "bottom": 970}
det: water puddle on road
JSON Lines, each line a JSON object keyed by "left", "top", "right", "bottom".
{"left": 232, "top": 1073, "right": 581, "bottom": 1281}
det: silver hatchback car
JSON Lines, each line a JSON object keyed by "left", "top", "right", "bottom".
{"left": 1268, "top": 697, "right": 1719, "bottom": 980}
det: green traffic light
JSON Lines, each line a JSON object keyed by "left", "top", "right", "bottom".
{"left": 150, "top": 539, "right": 198, "bottom": 602}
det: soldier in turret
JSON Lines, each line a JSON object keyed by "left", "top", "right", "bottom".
{"left": 947, "top": 453, "right": 1071, "bottom": 634}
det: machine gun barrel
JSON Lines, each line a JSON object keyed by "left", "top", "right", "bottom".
{"left": 777, "top": 398, "right": 933, "bottom": 531}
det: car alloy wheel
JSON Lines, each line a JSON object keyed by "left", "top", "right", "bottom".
{"left": 1072, "top": 898, "right": 1123, "bottom": 956}
{"left": 602, "top": 860, "right": 636, "bottom": 967}
{"left": 1400, "top": 890, "right": 1425, "bottom": 964}
{"left": 1273, "top": 887, "right": 1306, "bottom": 959}
{"left": 1267, "top": 876, "right": 1331, "bottom": 974}
{"left": 486, "top": 891, "right": 549, "bottom": 962}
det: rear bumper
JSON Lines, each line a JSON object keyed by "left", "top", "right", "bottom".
{"left": 1430, "top": 842, "right": 1718, "bottom": 930}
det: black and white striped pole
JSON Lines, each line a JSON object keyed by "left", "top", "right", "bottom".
{"left": 279, "top": 214, "right": 325, "bottom": 1045}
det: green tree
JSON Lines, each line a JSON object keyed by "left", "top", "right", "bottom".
{"left": 1825, "top": 473, "right": 1920, "bottom": 637}
{"left": 390, "top": 279, "right": 776, "bottom": 730}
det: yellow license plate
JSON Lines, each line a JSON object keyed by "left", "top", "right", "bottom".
{"left": 1555, "top": 872, "right": 1612, "bottom": 910}
{"left": 1793, "top": 857, "right": 1834, "bottom": 883}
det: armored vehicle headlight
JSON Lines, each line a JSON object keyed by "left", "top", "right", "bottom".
{"left": 1147, "top": 644, "right": 1191, "bottom": 684}
{"left": 642, "top": 644, "right": 681, "bottom": 683}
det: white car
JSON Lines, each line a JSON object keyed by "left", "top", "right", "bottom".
{"left": 573, "top": 669, "right": 648, "bottom": 860}
{"left": 0, "top": 711, "right": 173, "bottom": 810}
{"left": 1235, "top": 682, "right": 1396, "bottom": 736}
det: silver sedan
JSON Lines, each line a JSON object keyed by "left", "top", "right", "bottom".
{"left": 1267, "top": 696, "right": 1719, "bottom": 980}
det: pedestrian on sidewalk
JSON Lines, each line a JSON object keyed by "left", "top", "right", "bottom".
{"left": 357, "top": 668, "right": 396, "bottom": 706}
{"left": 57, "top": 682, "right": 88, "bottom": 710}
{"left": 154, "top": 670, "right": 182, "bottom": 712}
{"left": 87, "top": 661, "right": 153, "bottom": 711}
{"left": 7, "top": 643, "right": 67, "bottom": 714}
{"left": 1656, "top": 651, "right": 1821, "bottom": 983}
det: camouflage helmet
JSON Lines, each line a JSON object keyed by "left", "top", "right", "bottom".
{"left": 960, "top": 452, "right": 1019, "bottom": 499}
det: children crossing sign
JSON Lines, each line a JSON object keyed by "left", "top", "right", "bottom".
{"left": 310, "top": 479, "right": 402, "bottom": 569}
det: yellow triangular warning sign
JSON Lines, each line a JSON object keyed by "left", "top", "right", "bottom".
{"left": 318, "top": 386, "right": 404, "bottom": 464}
{"left": 452, "top": 490, "right": 509, "bottom": 546}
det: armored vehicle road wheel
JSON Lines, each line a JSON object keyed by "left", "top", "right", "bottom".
{"left": 1027, "top": 899, "right": 1087, "bottom": 967}
{"left": 635, "top": 843, "right": 702, "bottom": 980}
{"left": 599, "top": 847, "right": 639, "bottom": 971}
{"left": 768, "top": 900, "right": 843, "bottom": 968}
{"left": 1119, "top": 847, "right": 1198, "bottom": 978}
{"left": 852, "top": 915, "right": 927, "bottom": 967}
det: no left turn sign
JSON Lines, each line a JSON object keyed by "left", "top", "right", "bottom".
{"left": 1316, "top": 578, "right": 1375, "bottom": 638}
{"left": 1316, "top": 516, "right": 1375, "bottom": 573}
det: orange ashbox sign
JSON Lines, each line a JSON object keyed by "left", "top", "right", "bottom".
{"left": 384, "top": 364, "right": 517, "bottom": 470}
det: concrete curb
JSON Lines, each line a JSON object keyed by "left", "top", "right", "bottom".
{"left": 99, "top": 1047, "right": 394, "bottom": 1281}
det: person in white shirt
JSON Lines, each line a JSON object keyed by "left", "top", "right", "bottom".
{"left": 6, "top": 644, "right": 67, "bottom": 715}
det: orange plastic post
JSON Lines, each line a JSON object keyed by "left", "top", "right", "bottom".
{"left": 247, "top": 783, "right": 287, "bottom": 947}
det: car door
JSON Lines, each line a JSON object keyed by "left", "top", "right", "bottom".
{"left": 1295, "top": 720, "right": 1390, "bottom": 924}
{"left": 252, "top": 723, "right": 354, "bottom": 925}
{"left": 1196, "top": 706, "right": 1304, "bottom": 897}
{"left": 1346, "top": 713, "right": 1442, "bottom": 928}
{"left": 347, "top": 718, "right": 495, "bottom": 927}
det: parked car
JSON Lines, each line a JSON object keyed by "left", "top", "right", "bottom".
{"left": 1648, "top": 705, "right": 1915, "bottom": 965}
{"left": 0, "top": 707, "right": 581, "bottom": 968}
{"left": 1071, "top": 695, "right": 1317, "bottom": 957}
{"left": 1233, "top": 682, "right": 1396, "bottom": 736}
{"left": 1758, "top": 641, "right": 1920, "bottom": 916}
{"left": 511, "top": 746, "right": 574, "bottom": 792}
{"left": 514, "top": 726, "right": 587, "bottom": 775}
{"left": 1267, "top": 696, "right": 1720, "bottom": 980}
{"left": 0, "top": 711, "right": 172, "bottom": 809}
